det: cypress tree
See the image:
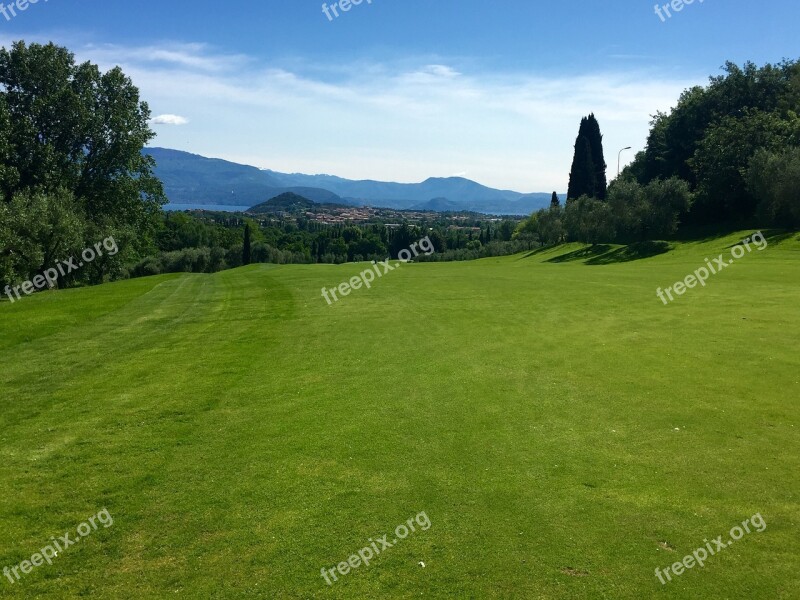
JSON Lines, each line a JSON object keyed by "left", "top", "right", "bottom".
{"left": 567, "top": 114, "right": 608, "bottom": 200}
{"left": 551, "top": 192, "right": 560, "bottom": 208}
{"left": 583, "top": 114, "right": 608, "bottom": 199}
{"left": 567, "top": 135, "right": 596, "bottom": 200}
{"left": 243, "top": 223, "right": 252, "bottom": 265}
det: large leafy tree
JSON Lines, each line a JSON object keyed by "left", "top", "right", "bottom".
{"left": 0, "top": 41, "right": 165, "bottom": 286}
{"left": 627, "top": 59, "right": 800, "bottom": 226}
{"left": 690, "top": 110, "right": 800, "bottom": 224}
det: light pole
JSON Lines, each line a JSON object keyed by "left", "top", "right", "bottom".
{"left": 618, "top": 146, "right": 632, "bottom": 177}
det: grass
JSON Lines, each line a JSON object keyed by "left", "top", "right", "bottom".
{"left": 1, "top": 231, "right": 798, "bottom": 598}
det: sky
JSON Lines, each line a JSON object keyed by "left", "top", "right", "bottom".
{"left": 1, "top": 0, "right": 798, "bottom": 192}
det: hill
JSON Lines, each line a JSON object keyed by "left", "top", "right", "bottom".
{"left": 146, "top": 147, "right": 553, "bottom": 215}
{"left": 1, "top": 233, "right": 798, "bottom": 597}
{"left": 249, "top": 192, "right": 319, "bottom": 213}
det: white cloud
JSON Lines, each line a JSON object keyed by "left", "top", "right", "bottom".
{"left": 150, "top": 114, "right": 189, "bottom": 126}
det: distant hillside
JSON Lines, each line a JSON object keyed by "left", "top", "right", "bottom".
{"left": 412, "top": 197, "right": 469, "bottom": 212}
{"left": 146, "top": 148, "right": 555, "bottom": 215}
{"left": 249, "top": 192, "right": 317, "bottom": 214}
{"left": 144, "top": 148, "right": 344, "bottom": 206}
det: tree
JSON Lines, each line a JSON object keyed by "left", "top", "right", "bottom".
{"left": 633, "top": 59, "right": 800, "bottom": 225}
{"left": 567, "top": 115, "right": 607, "bottom": 200}
{"left": 607, "top": 180, "right": 649, "bottom": 242}
{"left": 581, "top": 114, "right": 608, "bottom": 199}
{"left": 564, "top": 196, "right": 616, "bottom": 244}
{"left": 748, "top": 147, "right": 800, "bottom": 228}
{"left": 497, "top": 220, "right": 516, "bottom": 242}
{"left": 243, "top": 223, "right": 252, "bottom": 265}
{"left": 0, "top": 41, "right": 165, "bottom": 287}
{"left": 690, "top": 109, "right": 799, "bottom": 224}
{"left": 551, "top": 192, "right": 560, "bottom": 208}
{"left": 644, "top": 178, "right": 692, "bottom": 238}
{"left": 516, "top": 206, "right": 565, "bottom": 246}
{"left": 0, "top": 188, "right": 85, "bottom": 286}
{"left": 567, "top": 135, "right": 596, "bottom": 200}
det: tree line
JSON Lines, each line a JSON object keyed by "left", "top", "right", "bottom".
{"left": 518, "top": 60, "right": 800, "bottom": 246}
{"left": 130, "top": 211, "right": 526, "bottom": 276}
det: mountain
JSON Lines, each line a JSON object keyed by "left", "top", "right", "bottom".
{"left": 144, "top": 148, "right": 345, "bottom": 206}
{"left": 145, "top": 147, "right": 554, "bottom": 215}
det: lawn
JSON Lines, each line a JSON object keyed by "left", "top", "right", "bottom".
{"left": 1, "top": 231, "right": 798, "bottom": 598}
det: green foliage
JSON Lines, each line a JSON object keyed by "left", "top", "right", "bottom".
{"left": 691, "top": 110, "right": 800, "bottom": 224}
{"left": 568, "top": 114, "right": 607, "bottom": 200}
{"left": 633, "top": 59, "right": 800, "bottom": 226}
{"left": 567, "top": 136, "right": 596, "bottom": 200}
{"left": 0, "top": 188, "right": 86, "bottom": 286}
{"left": 607, "top": 178, "right": 692, "bottom": 242}
{"left": 0, "top": 41, "right": 165, "bottom": 288}
{"left": 582, "top": 114, "right": 608, "bottom": 199}
{"left": 516, "top": 206, "right": 565, "bottom": 246}
{"left": 564, "top": 196, "right": 616, "bottom": 244}
{"left": 748, "top": 147, "right": 800, "bottom": 228}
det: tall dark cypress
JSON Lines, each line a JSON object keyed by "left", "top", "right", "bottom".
{"left": 551, "top": 192, "right": 560, "bottom": 208}
{"left": 567, "top": 135, "right": 596, "bottom": 200}
{"left": 243, "top": 223, "right": 252, "bottom": 265}
{"left": 583, "top": 114, "right": 608, "bottom": 199}
{"left": 567, "top": 115, "right": 607, "bottom": 200}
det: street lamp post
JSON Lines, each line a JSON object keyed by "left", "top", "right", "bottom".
{"left": 618, "top": 146, "right": 632, "bottom": 177}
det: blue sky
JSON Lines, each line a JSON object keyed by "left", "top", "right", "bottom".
{"left": 2, "top": 0, "right": 798, "bottom": 191}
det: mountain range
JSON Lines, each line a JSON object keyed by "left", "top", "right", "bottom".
{"left": 144, "top": 148, "right": 555, "bottom": 215}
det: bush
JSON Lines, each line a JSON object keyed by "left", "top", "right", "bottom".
{"left": 161, "top": 248, "right": 211, "bottom": 273}
{"left": 131, "top": 256, "right": 163, "bottom": 277}
{"left": 564, "top": 196, "right": 616, "bottom": 244}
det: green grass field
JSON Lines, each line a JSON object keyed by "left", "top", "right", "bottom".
{"left": 1, "top": 231, "right": 799, "bottom": 599}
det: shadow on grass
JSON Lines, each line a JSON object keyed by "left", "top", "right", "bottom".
{"left": 586, "top": 241, "right": 672, "bottom": 265}
{"left": 723, "top": 229, "right": 797, "bottom": 249}
{"left": 546, "top": 245, "right": 614, "bottom": 263}
{"left": 521, "top": 246, "right": 557, "bottom": 259}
